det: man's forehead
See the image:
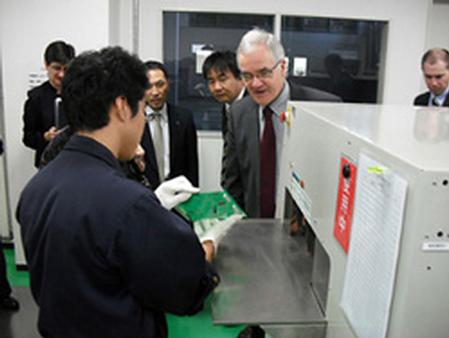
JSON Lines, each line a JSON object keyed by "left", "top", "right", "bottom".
{"left": 424, "top": 60, "right": 449, "bottom": 70}
{"left": 238, "top": 47, "right": 274, "bottom": 69}
{"left": 47, "top": 61, "right": 68, "bottom": 68}
{"left": 208, "top": 68, "right": 234, "bottom": 79}
{"left": 147, "top": 69, "right": 167, "bottom": 82}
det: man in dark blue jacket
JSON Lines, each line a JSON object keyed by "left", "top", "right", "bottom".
{"left": 16, "top": 47, "right": 218, "bottom": 338}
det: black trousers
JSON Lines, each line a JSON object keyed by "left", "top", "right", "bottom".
{"left": 0, "top": 245, "right": 12, "bottom": 298}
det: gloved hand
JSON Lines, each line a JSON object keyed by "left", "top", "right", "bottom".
{"left": 155, "top": 175, "right": 200, "bottom": 210}
{"left": 200, "top": 214, "right": 243, "bottom": 252}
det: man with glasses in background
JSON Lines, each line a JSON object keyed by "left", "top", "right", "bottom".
{"left": 23, "top": 40, "right": 75, "bottom": 167}
{"left": 223, "top": 28, "right": 340, "bottom": 338}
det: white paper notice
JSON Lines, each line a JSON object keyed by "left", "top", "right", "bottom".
{"left": 28, "top": 71, "right": 48, "bottom": 90}
{"left": 293, "top": 57, "right": 307, "bottom": 76}
{"left": 195, "top": 50, "right": 213, "bottom": 74}
{"left": 340, "top": 153, "right": 407, "bottom": 338}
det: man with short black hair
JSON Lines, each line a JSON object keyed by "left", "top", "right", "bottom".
{"left": 23, "top": 40, "right": 75, "bottom": 167}
{"left": 17, "top": 47, "right": 218, "bottom": 338}
{"left": 202, "top": 51, "right": 245, "bottom": 185}
{"left": 414, "top": 48, "right": 449, "bottom": 107}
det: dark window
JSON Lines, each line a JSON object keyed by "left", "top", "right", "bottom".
{"left": 282, "top": 16, "right": 387, "bottom": 103}
{"left": 163, "top": 12, "right": 274, "bottom": 130}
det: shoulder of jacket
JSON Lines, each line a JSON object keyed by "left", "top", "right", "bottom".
{"left": 231, "top": 95, "right": 256, "bottom": 113}
{"left": 27, "top": 81, "right": 51, "bottom": 98}
{"left": 414, "top": 92, "right": 429, "bottom": 103}
{"left": 169, "top": 103, "right": 193, "bottom": 120}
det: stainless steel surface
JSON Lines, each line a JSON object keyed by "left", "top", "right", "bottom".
{"left": 212, "top": 219, "right": 326, "bottom": 325}
{"left": 311, "top": 238, "right": 330, "bottom": 314}
{"left": 263, "top": 324, "right": 326, "bottom": 338}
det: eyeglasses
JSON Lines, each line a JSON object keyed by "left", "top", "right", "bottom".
{"left": 241, "top": 60, "right": 281, "bottom": 83}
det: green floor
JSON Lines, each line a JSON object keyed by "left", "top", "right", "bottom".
{"left": 4, "top": 248, "right": 243, "bottom": 338}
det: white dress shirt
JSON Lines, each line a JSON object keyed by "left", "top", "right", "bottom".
{"left": 146, "top": 103, "right": 170, "bottom": 178}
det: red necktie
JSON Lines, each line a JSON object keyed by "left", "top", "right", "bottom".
{"left": 260, "top": 106, "right": 276, "bottom": 218}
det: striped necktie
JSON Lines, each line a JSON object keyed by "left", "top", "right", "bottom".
{"left": 431, "top": 97, "right": 439, "bottom": 107}
{"left": 151, "top": 112, "right": 165, "bottom": 182}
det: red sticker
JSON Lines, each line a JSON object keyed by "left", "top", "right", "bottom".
{"left": 333, "top": 157, "right": 357, "bottom": 253}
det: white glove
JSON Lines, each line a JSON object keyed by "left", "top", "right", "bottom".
{"left": 200, "top": 214, "right": 243, "bottom": 252}
{"left": 154, "top": 175, "right": 200, "bottom": 210}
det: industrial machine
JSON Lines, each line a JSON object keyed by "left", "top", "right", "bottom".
{"left": 212, "top": 102, "right": 449, "bottom": 338}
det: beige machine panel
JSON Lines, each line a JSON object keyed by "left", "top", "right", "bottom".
{"left": 276, "top": 102, "right": 449, "bottom": 338}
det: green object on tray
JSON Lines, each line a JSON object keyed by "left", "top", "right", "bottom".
{"left": 176, "top": 191, "right": 246, "bottom": 222}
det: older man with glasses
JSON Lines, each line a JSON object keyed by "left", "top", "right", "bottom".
{"left": 222, "top": 28, "right": 340, "bottom": 338}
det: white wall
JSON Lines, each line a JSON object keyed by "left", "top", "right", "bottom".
{"left": 198, "top": 131, "right": 223, "bottom": 192}
{"left": 0, "top": 0, "right": 110, "bottom": 264}
{"left": 426, "top": 2, "right": 449, "bottom": 49}
{"left": 421, "top": 1, "right": 449, "bottom": 92}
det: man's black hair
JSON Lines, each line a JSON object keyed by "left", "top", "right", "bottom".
{"left": 61, "top": 46, "right": 148, "bottom": 132}
{"left": 44, "top": 40, "right": 75, "bottom": 65}
{"left": 202, "top": 51, "right": 241, "bottom": 80}
{"left": 143, "top": 60, "right": 169, "bottom": 80}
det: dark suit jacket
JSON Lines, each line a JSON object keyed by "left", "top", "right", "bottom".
{"left": 22, "top": 81, "right": 59, "bottom": 167}
{"left": 223, "top": 81, "right": 341, "bottom": 217}
{"left": 414, "top": 91, "right": 449, "bottom": 107}
{"left": 141, "top": 104, "right": 198, "bottom": 189}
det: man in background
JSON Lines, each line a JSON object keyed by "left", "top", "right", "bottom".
{"left": 141, "top": 61, "right": 199, "bottom": 188}
{"left": 22, "top": 40, "right": 75, "bottom": 167}
{"left": 202, "top": 51, "right": 245, "bottom": 185}
{"left": 414, "top": 48, "right": 449, "bottom": 107}
{"left": 223, "top": 28, "right": 340, "bottom": 338}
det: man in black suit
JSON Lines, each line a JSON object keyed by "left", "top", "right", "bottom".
{"left": 202, "top": 51, "right": 245, "bottom": 185}
{"left": 22, "top": 40, "right": 75, "bottom": 167}
{"left": 141, "top": 61, "right": 198, "bottom": 188}
{"left": 414, "top": 48, "right": 449, "bottom": 107}
{"left": 223, "top": 28, "right": 340, "bottom": 338}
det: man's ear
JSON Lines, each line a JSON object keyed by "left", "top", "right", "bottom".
{"left": 113, "top": 96, "right": 131, "bottom": 122}
{"left": 280, "top": 58, "right": 288, "bottom": 78}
